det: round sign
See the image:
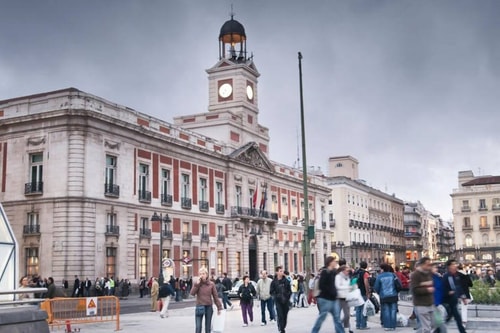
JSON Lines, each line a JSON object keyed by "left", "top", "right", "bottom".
{"left": 163, "top": 258, "right": 173, "bottom": 268}
{"left": 182, "top": 257, "right": 192, "bottom": 265}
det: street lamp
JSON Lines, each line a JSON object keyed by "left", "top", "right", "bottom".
{"left": 338, "top": 241, "right": 345, "bottom": 259}
{"left": 151, "top": 212, "right": 171, "bottom": 285}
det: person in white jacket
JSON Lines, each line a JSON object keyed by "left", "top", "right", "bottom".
{"left": 336, "top": 265, "right": 353, "bottom": 333}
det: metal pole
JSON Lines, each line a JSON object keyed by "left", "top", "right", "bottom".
{"left": 298, "top": 52, "right": 313, "bottom": 275}
{"left": 159, "top": 214, "right": 164, "bottom": 285}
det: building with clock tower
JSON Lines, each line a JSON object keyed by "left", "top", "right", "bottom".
{"left": 174, "top": 16, "right": 270, "bottom": 156}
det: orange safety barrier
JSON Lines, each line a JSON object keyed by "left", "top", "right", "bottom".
{"left": 40, "top": 296, "right": 120, "bottom": 331}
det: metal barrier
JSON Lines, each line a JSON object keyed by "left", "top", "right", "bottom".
{"left": 0, "top": 287, "right": 48, "bottom": 306}
{"left": 40, "top": 296, "right": 120, "bottom": 331}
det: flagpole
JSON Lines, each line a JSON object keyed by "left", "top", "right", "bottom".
{"left": 298, "top": 52, "right": 313, "bottom": 277}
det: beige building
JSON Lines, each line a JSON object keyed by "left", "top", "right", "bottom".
{"left": 326, "top": 156, "right": 405, "bottom": 269}
{"left": 0, "top": 16, "right": 331, "bottom": 284}
{"left": 451, "top": 170, "right": 500, "bottom": 271}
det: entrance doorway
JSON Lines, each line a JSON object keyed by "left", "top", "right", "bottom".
{"left": 248, "top": 235, "right": 258, "bottom": 281}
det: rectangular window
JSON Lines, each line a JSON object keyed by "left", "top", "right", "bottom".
{"left": 263, "top": 252, "right": 267, "bottom": 271}
{"left": 236, "top": 252, "right": 241, "bottom": 277}
{"left": 139, "top": 249, "right": 148, "bottom": 278}
{"left": 480, "top": 216, "right": 488, "bottom": 228}
{"left": 30, "top": 153, "right": 43, "bottom": 184}
{"left": 201, "top": 224, "right": 208, "bottom": 235}
{"left": 281, "top": 196, "right": 287, "bottom": 206}
{"left": 463, "top": 217, "right": 471, "bottom": 227}
{"left": 216, "top": 182, "right": 223, "bottom": 205}
{"left": 217, "top": 251, "right": 223, "bottom": 275}
{"left": 249, "top": 189, "right": 255, "bottom": 208}
{"left": 462, "top": 200, "right": 469, "bottom": 208}
{"left": 106, "top": 247, "right": 117, "bottom": 278}
{"left": 105, "top": 155, "right": 116, "bottom": 185}
{"left": 163, "top": 249, "right": 171, "bottom": 260}
{"left": 25, "top": 247, "right": 39, "bottom": 276}
{"left": 25, "top": 212, "right": 39, "bottom": 234}
{"left": 236, "top": 186, "right": 242, "bottom": 207}
{"left": 161, "top": 168, "right": 171, "bottom": 196}
{"left": 291, "top": 199, "right": 297, "bottom": 207}
{"left": 183, "top": 250, "right": 190, "bottom": 277}
{"left": 479, "top": 199, "right": 487, "bottom": 209}
{"left": 217, "top": 225, "right": 224, "bottom": 236}
{"left": 293, "top": 253, "right": 298, "bottom": 272}
{"left": 274, "top": 253, "right": 278, "bottom": 268}
{"left": 495, "top": 216, "right": 500, "bottom": 226}
{"left": 199, "top": 178, "right": 207, "bottom": 201}
{"left": 181, "top": 173, "right": 190, "bottom": 198}
{"left": 200, "top": 251, "right": 208, "bottom": 268}
{"left": 493, "top": 198, "right": 500, "bottom": 209}
{"left": 284, "top": 253, "right": 289, "bottom": 272}
{"left": 139, "top": 164, "right": 149, "bottom": 192}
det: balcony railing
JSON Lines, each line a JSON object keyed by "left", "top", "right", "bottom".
{"left": 162, "top": 230, "right": 173, "bottom": 240}
{"left": 217, "top": 235, "right": 225, "bottom": 242}
{"left": 479, "top": 224, "right": 490, "bottom": 230}
{"left": 462, "top": 224, "right": 473, "bottom": 230}
{"left": 23, "top": 224, "right": 40, "bottom": 235}
{"left": 405, "top": 231, "right": 422, "bottom": 238}
{"left": 104, "top": 183, "right": 120, "bottom": 197}
{"left": 492, "top": 204, "right": 500, "bottom": 211}
{"left": 478, "top": 206, "right": 488, "bottom": 211}
{"left": 139, "top": 228, "right": 151, "bottom": 238}
{"left": 461, "top": 206, "right": 471, "bottom": 212}
{"left": 329, "top": 220, "right": 336, "bottom": 228}
{"left": 230, "top": 206, "right": 279, "bottom": 221}
{"left": 199, "top": 201, "right": 209, "bottom": 212}
{"left": 494, "top": 224, "right": 500, "bottom": 229}
{"left": 161, "top": 194, "right": 173, "bottom": 206}
{"left": 181, "top": 197, "right": 192, "bottom": 209}
{"left": 138, "top": 190, "right": 151, "bottom": 203}
{"left": 25, "top": 182, "right": 43, "bottom": 195}
{"left": 216, "top": 204, "right": 225, "bottom": 214}
{"left": 201, "top": 233, "right": 210, "bottom": 242}
{"left": 105, "top": 225, "right": 120, "bottom": 235}
{"left": 182, "top": 232, "right": 192, "bottom": 241}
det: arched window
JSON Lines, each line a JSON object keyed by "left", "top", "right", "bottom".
{"left": 482, "top": 233, "right": 489, "bottom": 245}
{"left": 465, "top": 234, "right": 472, "bottom": 247}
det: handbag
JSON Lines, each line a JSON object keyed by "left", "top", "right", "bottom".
{"left": 346, "top": 288, "right": 365, "bottom": 307}
{"left": 195, "top": 305, "right": 205, "bottom": 316}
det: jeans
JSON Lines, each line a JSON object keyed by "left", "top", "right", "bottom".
{"left": 356, "top": 295, "right": 368, "bottom": 328}
{"left": 260, "top": 298, "right": 276, "bottom": 324}
{"left": 274, "top": 299, "right": 290, "bottom": 333}
{"left": 222, "top": 292, "right": 232, "bottom": 309}
{"left": 241, "top": 301, "right": 254, "bottom": 324}
{"left": 311, "top": 298, "right": 345, "bottom": 333}
{"left": 381, "top": 302, "right": 397, "bottom": 329}
{"left": 195, "top": 305, "right": 213, "bottom": 333}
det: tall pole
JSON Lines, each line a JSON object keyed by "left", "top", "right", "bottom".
{"left": 298, "top": 52, "right": 313, "bottom": 275}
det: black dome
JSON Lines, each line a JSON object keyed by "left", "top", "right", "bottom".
{"left": 219, "top": 18, "right": 246, "bottom": 42}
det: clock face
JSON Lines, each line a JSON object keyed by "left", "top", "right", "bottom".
{"left": 246, "top": 85, "right": 254, "bottom": 100}
{"left": 218, "top": 83, "right": 233, "bottom": 98}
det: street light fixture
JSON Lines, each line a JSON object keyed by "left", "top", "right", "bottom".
{"left": 151, "top": 211, "right": 171, "bottom": 285}
{"left": 337, "top": 241, "right": 345, "bottom": 259}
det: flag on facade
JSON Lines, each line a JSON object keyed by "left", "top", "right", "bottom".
{"left": 252, "top": 183, "right": 258, "bottom": 209}
{"left": 259, "top": 187, "right": 267, "bottom": 211}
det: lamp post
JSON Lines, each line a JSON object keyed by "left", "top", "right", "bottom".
{"left": 151, "top": 212, "right": 171, "bottom": 285}
{"left": 338, "top": 241, "right": 345, "bottom": 259}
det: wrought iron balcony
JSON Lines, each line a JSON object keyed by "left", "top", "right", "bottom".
{"left": 23, "top": 224, "right": 40, "bottom": 235}
{"left": 462, "top": 224, "right": 473, "bottom": 230}
{"left": 104, "top": 183, "right": 120, "bottom": 197}
{"left": 161, "top": 194, "right": 173, "bottom": 206}
{"left": 216, "top": 204, "right": 225, "bottom": 214}
{"left": 478, "top": 206, "right": 488, "bottom": 211}
{"left": 25, "top": 182, "right": 43, "bottom": 195}
{"left": 138, "top": 190, "right": 151, "bottom": 203}
{"left": 329, "top": 220, "right": 336, "bottom": 228}
{"left": 181, "top": 197, "right": 192, "bottom": 209}
{"left": 479, "top": 224, "right": 490, "bottom": 230}
{"left": 217, "top": 234, "right": 225, "bottom": 242}
{"left": 492, "top": 204, "right": 500, "bottom": 211}
{"left": 404, "top": 231, "right": 422, "bottom": 238}
{"left": 199, "top": 201, "right": 209, "bottom": 212}
{"left": 105, "top": 225, "right": 120, "bottom": 236}
{"left": 461, "top": 206, "right": 471, "bottom": 212}
{"left": 230, "top": 206, "right": 279, "bottom": 221}
{"left": 139, "top": 228, "right": 151, "bottom": 238}
{"left": 201, "top": 233, "right": 210, "bottom": 242}
{"left": 162, "top": 230, "right": 173, "bottom": 240}
{"left": 182, "top": 232, "right": 192, "bottom": 241}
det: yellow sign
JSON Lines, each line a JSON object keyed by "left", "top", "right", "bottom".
{"left": 86, "top": 297, "right": 98, "bottom": 316}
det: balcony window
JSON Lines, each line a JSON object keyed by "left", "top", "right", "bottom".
{"left": 105, "top": 155, "right": 119, "bottom": 197}
{"left": 495, "top": 216, "right": 500, "bottom": 227}
{"left": 106, "top": 213, "right": 119, "bottom": 235}
{"left": 493, "top": 198, "right": 500, "bottom": 210}
{"left": 480, "top": 216, "right": 488, "bottom": 229}
{"left": 161, "top": 169, "right": 172, "bottom": 206}
{"left": 25, "top": 247, "right": 39, "bottom": 276}
{"left": 139, "top": 249, "right": 148, "bottom": 278}
{"left": 217, "top": 251, "right": 223, "bottom": 274}
{"left": 138, "top": 164, "right": 150, "bottom": 203}
{"left": 181, "top": 173, "right": 190, "bottom": 198}
{"left": 140, "top": 217, "right": 151, "bottom": 238}
{"left": 216, "top": 181, "right": 224, "bottom": 210}
{"left": 24, "top": 212, "right": 40, "bottom": 234}
{"left": 235, "top": 186, "right": 242, "bottom": 208}
{"left": 106, "top": 247, "right": 116, "bottom": 278}
{"left": 479, "top": 199, "right": 487, "bottom": 211}
{"left": 199, "top": 177, "right": 207, "bottom": 202}
{"left": 25, "top": 153, "right": 44, "bottom": 195}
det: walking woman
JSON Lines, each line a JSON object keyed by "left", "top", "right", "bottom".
{"left": 238, "top": 275, "right": 256, "bottom": 326}
{"left": 190, "top": 267, "right": 222, "bottom": 333}
{"left": 336, "top": 265, "right": 353, "bottom": 333}
{"left": 374, "top": 263, "right": 399, "bottom": 331}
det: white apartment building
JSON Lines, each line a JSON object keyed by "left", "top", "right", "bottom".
{"left": 451, "top": 170, "right": 500, "bottom": 272}
{"left": 327, "top": 156, "right": 405, "bottom": 269}
{"left": 0, "top": 16, "right": 331, "bottom": 284}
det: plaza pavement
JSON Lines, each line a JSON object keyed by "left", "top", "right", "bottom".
{"left": 54, "top": 299, "right": 499, "bottom": 333}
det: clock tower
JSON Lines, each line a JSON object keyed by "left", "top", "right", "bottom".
{"left": 174, "top": 15, "right": 270, "bottom": 156}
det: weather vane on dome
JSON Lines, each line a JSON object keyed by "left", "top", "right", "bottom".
{"left": 230, "top": 4, "right": 235, "bottom": 19}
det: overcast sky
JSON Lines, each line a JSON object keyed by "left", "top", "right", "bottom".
{"left": 1, "top": 0, "right": 499, "bottom": 220}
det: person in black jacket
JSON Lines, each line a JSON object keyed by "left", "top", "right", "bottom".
{"left": 311, "top": 256, "right": 344, "bottom": 333}
{"left": 442, "top": 259, "right": 467, "bottom": 333}
{"left": 270, "top": 266, "right": 291, "bottom": 333}
{"left": 221, "top": 273, "right": 234, "bottom": 310}
{"left": 457, "top": 264, "right": 473, "bottom": 327}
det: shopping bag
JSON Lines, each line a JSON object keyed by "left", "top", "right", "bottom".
{"left": 158, "top": 299, "right": 163, "bottom": 311}
{"left": 362, "top": 299, "right": 376, "bottom": 317}
{"left": 433, "top": 306, "right": 444, "bottom": 327}
{"left": 346, "top": 288, "right": 364, "bottom": 307}
{"left": 212, "top": 309, "right": 226, "bottom": 333}
{"left": 397, "top": 312, "right": 409, "bottom": 327}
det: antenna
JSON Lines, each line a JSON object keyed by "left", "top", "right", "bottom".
{"left": 230, "top": 4, "right": 235, "bottom": 19}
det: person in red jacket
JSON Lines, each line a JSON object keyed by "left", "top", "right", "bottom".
{"left": 395, "top": 266, "right": 410, "bottom": 291}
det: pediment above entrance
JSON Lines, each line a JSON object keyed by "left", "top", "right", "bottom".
{"left": 228, "top": 142, "right": 273, "bottom": 172}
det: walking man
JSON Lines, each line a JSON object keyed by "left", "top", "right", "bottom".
{"left": 411, "top": 257, "right": 435, "bottom": 333}
{"left": 221, "top": 273, "right": 234, "bottom": 310}
{"left": 158, "top": 280, "right": 175, "bottom": 318}
{"left": 257, "top": 270, "right": 276, "bottom": 325}
{"left": 311, "top": 256, "right": 344, "bottom": 333}
{"left": 271, "top": 266, "right": 292, "bottom": 333}
{"left": 443, "top": 259, "right": 467, "bottom": 333}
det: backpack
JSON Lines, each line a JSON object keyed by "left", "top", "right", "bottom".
{"left": 312, "top": 275, "right": 321, "bottom": 297}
